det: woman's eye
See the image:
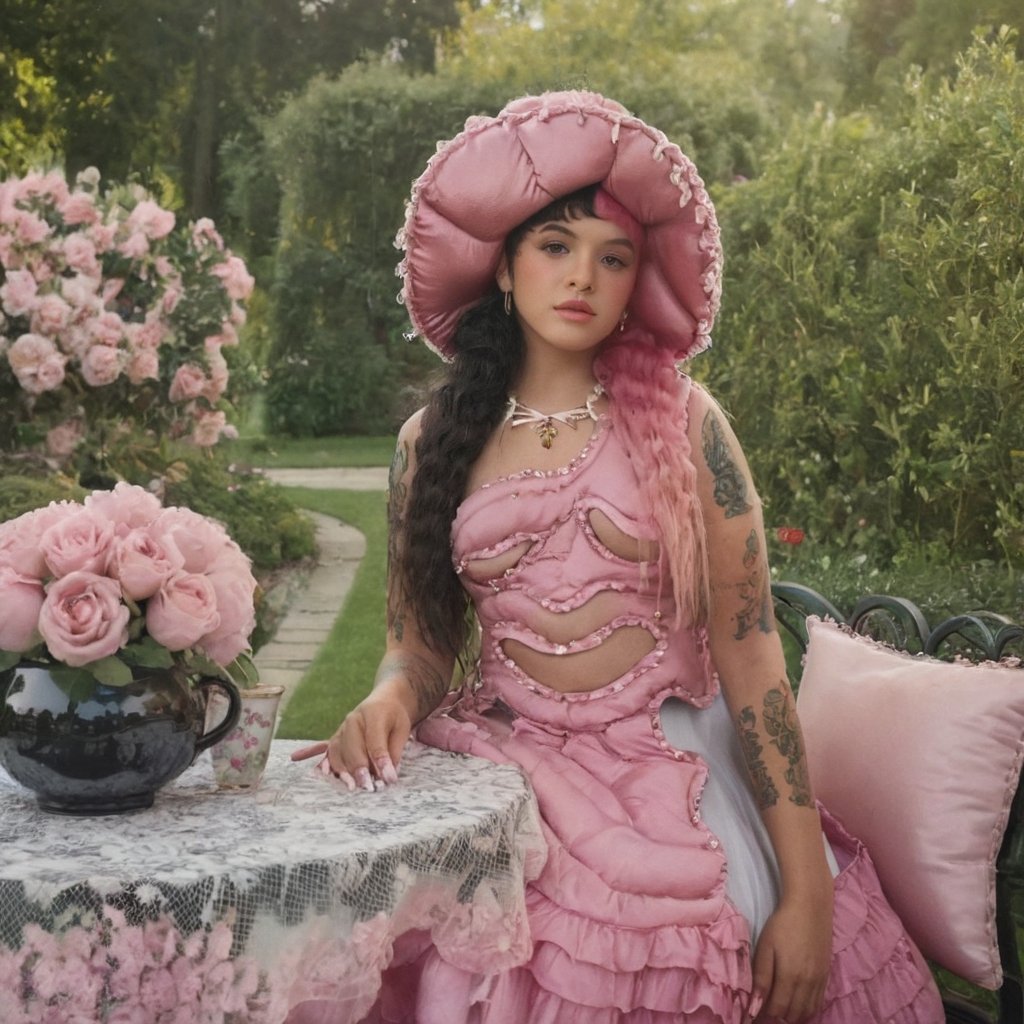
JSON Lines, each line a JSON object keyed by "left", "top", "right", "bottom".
{"left": 542, "top": 242, "right": 568, "bottom": 255}
{"left": 602, "top": 253, "right": 629, "bottom": 268}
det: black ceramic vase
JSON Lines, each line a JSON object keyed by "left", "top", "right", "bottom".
{"left": 0, "top": 662, "right": 241, "bottom": 815}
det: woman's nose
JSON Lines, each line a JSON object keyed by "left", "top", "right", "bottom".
{"left": 567, "top": 261, "right": 594, "bottom": 292}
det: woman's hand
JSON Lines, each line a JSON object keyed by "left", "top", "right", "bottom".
{"left": 748, "top": 889, "right": 833, "bottom": 1023}
{"left": 291, "top": 678, "right": 414, "bottom": 792}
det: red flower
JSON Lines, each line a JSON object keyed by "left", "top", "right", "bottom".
{"left": 776, "top": 527, "right": 805, "bottom": 545}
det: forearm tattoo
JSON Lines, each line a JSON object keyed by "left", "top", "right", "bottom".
{"left": 734, "top": 529, "right": 775, "bottom": 639}
{"left": 386, "top": 441, "right": 409, "bottom": 641}
{"left": 376, "top": 651, "right": 449, "bottom": 722}
{"left": 701, "top": 412, "right": 752, "bottom": 518}
{"left": 762, "top": 686, "right": 812, "bottom": 806}
{"left": 737, "top": 705, "right": 780, "bottom": 809}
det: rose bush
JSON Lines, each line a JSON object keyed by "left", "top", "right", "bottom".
{"left": 0, "top": 168, "right": 254, "bottom": 467}
{"left": 0, "top": 481, "right": 258, "bottom": 688}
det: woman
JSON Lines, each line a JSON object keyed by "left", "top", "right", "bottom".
{"left": 294, "top": 91, "right": 942, "bottom": 1024}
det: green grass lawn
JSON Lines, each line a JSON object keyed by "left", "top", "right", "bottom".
{"left": 275, "top": 486, "right": 389, "bottom": 740}
{"left": 224, "top": 434, "right": 396, "bottom": 469}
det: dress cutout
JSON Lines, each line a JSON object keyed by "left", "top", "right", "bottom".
{"left": 372, "top": 411, "right": 944, "bottom": 1024}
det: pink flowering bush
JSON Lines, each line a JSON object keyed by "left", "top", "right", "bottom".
{"left": 0, "top": 909, "right": 283, "bottom": 1023}
{"left": 0, "top": 481, "right": 258, "bottom": 688}
{"left": 0, "top": 168, "right": 253, "bottom": 466}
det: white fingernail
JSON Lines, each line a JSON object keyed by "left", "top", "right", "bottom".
{"left": 375, "top": 756, "right": 399, "bottom": 785}
{"left": 354, "top": 767, "right": 374, "bottom": 792}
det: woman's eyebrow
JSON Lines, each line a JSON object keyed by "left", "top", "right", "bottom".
{"left": 535, "top": 222, "right": 635, "bottom": 250}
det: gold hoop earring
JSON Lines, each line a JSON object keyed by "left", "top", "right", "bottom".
{"left": 618, "top": 310, "right": 628, "bottom": 333}
{"left": 504, "top": 290, "right": 512, "bottom": 316}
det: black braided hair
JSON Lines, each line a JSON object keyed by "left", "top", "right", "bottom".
{"left": 400, "top": 187, "right": 599, "bottom": 660}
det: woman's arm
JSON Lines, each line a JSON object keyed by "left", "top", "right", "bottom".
{"left": 687, "top": 385, "right": 833, "bottom": 1024}
{"left": 291, "top": 410, "right": 455, "bottom": 790}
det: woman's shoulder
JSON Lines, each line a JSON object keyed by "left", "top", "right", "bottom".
{"left": 397, "top": 406, "right": 427, "bottom": 446}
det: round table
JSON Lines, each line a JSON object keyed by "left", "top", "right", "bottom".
{"left": 0, "top": 739, "right": 545, "bottom": 1023}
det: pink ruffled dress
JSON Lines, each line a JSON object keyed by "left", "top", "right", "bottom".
{"left": 376, "top": 415, "right": 944, "bottom": 1024}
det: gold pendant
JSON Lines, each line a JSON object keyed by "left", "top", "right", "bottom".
{"left": 537, "top": 420, "right": 557, "bottom": 449}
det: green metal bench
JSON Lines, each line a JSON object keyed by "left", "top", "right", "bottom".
{"left": 771, "top": 581, "right": 1024, "bottom": 1024}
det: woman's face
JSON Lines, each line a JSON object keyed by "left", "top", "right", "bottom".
{"left": 498, "top": 214, "right": 639, "bottom": 358}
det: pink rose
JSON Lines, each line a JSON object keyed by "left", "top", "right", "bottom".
{"left": 30, "top": 293, "right": 73, "bottom": 336}
{"left": 192, "top": 409, "right": 227, "bottom": 448}
{"left": 80, "top": 343, "right": 122, "bottom": 386}
{"left": 128, "top": 199, "right": 175, "bottom": 240}
{"left": 197, "top": 562, "right": 257, "bottom": 666}
{"left": 211, "top": 255, "right": 254, "bottom": 301}
{"left": 84, "top": 481, "right": 164, "bottom": 534}
{"left": 7, "top": 333, "right": 67, "bottom": 394}
{"left": 126, "top": 347, "right": 159, "bottom": 384}
{"left": 15, "top": 210, "right": 51, "bottom": 245}
{"left": 168, "top": 363, "right": 207, "bottom": 402}
{"left": 110, "top": 527, "right": 184, "bottom": 600}
{"left": 0, "top": 513, "right": 46, "bottom": 577}
{"left": 0, "top": 268, "right": 38, "bottom": 316}
{"left": 40, "top": 507, "right": 115, "bottom": 577}
{"left": 89, "top": 222, "right": 116, "bottom": 251}
{"left": 63, "top": 233, "right": 101, "bottom": 276}
{"left": 39, "top": 571, "right": 129, "bottom": 666}
{"left": 192, "top": 218, "right": 224, "bottom": 250}
{"left": 59, "top": 191, "right": 100, "bottom": 226}
{"left": 152, "top": 507, "right": 231, "bottom": 573}
{"left": 146, "top": 571, "right": 221, "bottom": 651}
{"left": 61, "top": 273, "right": 102, "bottom": 313}
{"left": 202, "top": 349, "right": 229, "bottom": 403}
{"left": 119, "top": 231, "right": 149, "bottom": 259}
{"left": 0, "top": 566, "right": 44, "bottom": 651}
{"left": 46, "top": 418, "right": 85, "bottom": 457}
{"left": 88, "top": 310, "right": 126, "bottom": 347}
{"left": 8, "top": 332, "right": 57, "bottom": 371}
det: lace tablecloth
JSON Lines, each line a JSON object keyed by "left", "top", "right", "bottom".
{"left": 0, "top": 739, "right": 546, "bottom": 1023}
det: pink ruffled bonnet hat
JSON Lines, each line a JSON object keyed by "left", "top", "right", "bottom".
{"left": 396, "top": 90, "right": 723, "bottom": 362}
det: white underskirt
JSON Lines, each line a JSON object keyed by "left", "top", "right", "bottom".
{"left": 660, "top": 692, "right": 838, "bottom": 944}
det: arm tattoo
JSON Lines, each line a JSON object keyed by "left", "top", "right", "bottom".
{"left": 386, "top": 441, "right": 410, "bottom": 641}
{"left": 733, "top": 530, "right": 776, "bottom": 639}
{"left": 737, "top": 705, "right": 780, "bottom": 810}
{"left": 376, "top": 651, "right": 449, "bottom": 722}
{"left": 701, "top": 412, "right": 752, "bottom": 518}
{"left": 762, "top": 686, "right": 813, "bottom": 807}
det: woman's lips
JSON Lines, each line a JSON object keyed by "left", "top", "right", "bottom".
{"left": 555, "top": 300, "right": 595, "bottom": 321}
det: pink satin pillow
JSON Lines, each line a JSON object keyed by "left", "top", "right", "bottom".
{"left": 796, "top": 616, "right": 1024, "bottom": 989}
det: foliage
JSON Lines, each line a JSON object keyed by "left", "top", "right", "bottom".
{"left": 158, "top": 457, "right": 316, "bottom": 572}
{"left": 440, "top": 0, "right": 850, "bottom": 184}
{"left": 0, "top": 482, "right": 259, "bottom": 692}
{"left": 843, "top": 0, "right": 1024, "bottom": 103}
{"left": 224, "top": 433, "right": 396, "bottom": 469}
{"left": 255, "top": 65, "right": 495, "bottom": 436}
{"left": 0, "top": 167, "right": 254, "bottom": 478}
{"left": 703, "top": 32, "right": 1024, "bottom": 568}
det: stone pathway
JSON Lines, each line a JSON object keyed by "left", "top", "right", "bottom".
{"left": 254, "top": 467, "right": 388, "bottom": 712}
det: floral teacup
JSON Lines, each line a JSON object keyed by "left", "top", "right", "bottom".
{"left": 207, "top": 685, "right": 285, "bottom": 789}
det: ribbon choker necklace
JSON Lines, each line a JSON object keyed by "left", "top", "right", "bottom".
{"left": 505, "top": 383, "right": 604, "bottom": 449}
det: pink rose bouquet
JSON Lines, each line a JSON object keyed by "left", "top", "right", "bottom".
{"left": 0, "top": 482, "right": 258, "bottom": 688}
{"left": 0, "top": 168, "right": 254, "bottom": 464}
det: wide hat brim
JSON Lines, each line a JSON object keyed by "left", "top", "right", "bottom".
{"left": 396, "top": 90, "right": 723, "bottom": 363}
